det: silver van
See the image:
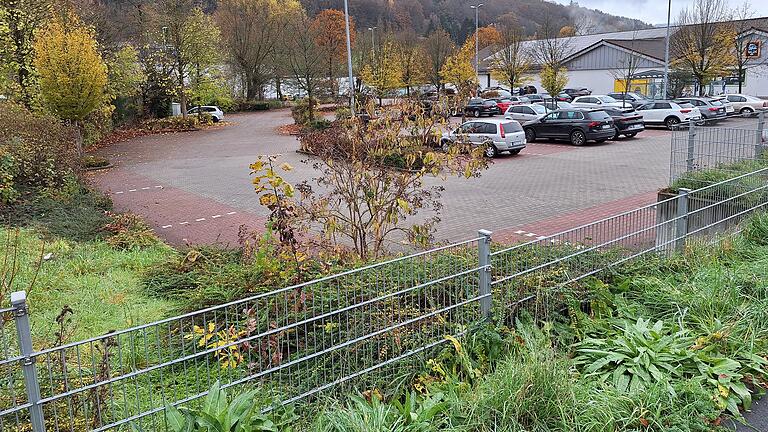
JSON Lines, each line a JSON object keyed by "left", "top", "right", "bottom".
{"left": 440, "top": 119, "right": 526, "bottom": 158}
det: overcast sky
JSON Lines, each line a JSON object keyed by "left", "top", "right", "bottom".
{"left": 552, "top": 0, "right": 768, "bottom": 25}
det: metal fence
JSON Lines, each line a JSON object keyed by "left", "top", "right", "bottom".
{"left": 670, "top": 113, "right": 767, "bottom": 188}
{"left": 3, "top": 135, "right": 768, "bottom": 431}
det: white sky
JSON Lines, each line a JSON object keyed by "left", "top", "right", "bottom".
{"left": 553, "top": 0, "right": 768, "bottom": 25}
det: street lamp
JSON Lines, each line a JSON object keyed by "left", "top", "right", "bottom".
{"left": 343, "top": 0, "right": 355, "bottom": 115}
{"left": 470, "top": 3, "right": 484, "bottom": 91}
{"left": 662, "top": 0, "right": 672, "bottom": 99}
{"left": 368, "top": 27, "right": 377, "bottom": 53}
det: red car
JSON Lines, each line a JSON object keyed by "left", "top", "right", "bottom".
{"left": 493, "top": 98, "right": 514, "bottom": 113}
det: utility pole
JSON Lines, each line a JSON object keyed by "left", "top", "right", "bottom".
{"left": 368, "top": 27, "right": 377, "bottom": 53}
{"left": 663, "top": 0, "right": 672, "bottom": 99}
{"left": 343, "top": 0, "right": 355, "bottom": 114}
{"left": 470, "top": 3, "right": 484, "bottom": 92}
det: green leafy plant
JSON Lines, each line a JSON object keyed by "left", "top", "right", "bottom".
{"left": 160, "top": 381, "right": 297, "bottom": 432}
{"left": 574, "top": 318, "right": 694, "bottom": 394}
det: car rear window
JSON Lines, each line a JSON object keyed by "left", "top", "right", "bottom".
{"left": 479, "top": 123, "right": 497, "bottom": 134}
{"left": 710, "top": 100, "right": 723, "bottom": 106}
{"left": 587, "top": 111, "right": 611, "bottom": 120}
{"left": 502, "top": 122, "right": 523, "bottom": 132}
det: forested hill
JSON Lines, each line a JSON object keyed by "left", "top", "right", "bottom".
{"left": 300, "top": 0, "right": 650, "bottom": 42}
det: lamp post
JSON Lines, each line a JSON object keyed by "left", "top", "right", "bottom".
{"left": 470, "top": 3, "right": 484, "bottom": 91}
{"left": 343, "top": 0, "right": 355, "bottom": 114}
{"left": 662, "top": 0, "right": 672, "bottom": 99}
{"left": 368, "top": 26, "right": 377, "bottom": 53}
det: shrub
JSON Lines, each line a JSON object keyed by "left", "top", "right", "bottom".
{"left": 102, "top": 213, "right": 160, "bottom": 250}
{"left": 0, "top": 103, "right": 79, "bottom": 197}
{"left": 291, "top": 98, "right": 317, "bottom": 126}
{"left": 308, "top": 119, "right": 332, "bottom": 130}
{"left": 143, "top": 116, "right": 200, "bottom": 131}
{"left": 335, "top": 106, "right": 352, "bottom": 121}
{"left": 233, "top": 99, "right": 283, "bottom": 111}
{"left": 82, "top": 155, "right": 111, "bottom": 169}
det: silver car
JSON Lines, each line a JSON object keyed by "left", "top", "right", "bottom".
{"left": 187, "top": 105, "right": 225, "bottom": 122}
{"left": 722, "top": 94, "right": 768, "bottom": 116}
{"left": 504, "top": 103, "right": 549, "bottom": 123}
{"left": 441, "top": 119, "right": 526, "bottom": 158}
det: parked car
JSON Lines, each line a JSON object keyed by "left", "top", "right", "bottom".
{"left": 601, "top": 107, "right": 645, "bottom": 139}
{"left": 518, "top": 85, "right": 538, "bottom": 95}
{"left": 482, "top": 89, "right": 513, "bottom": 99}
{"left": 504, "top": 103, "right": 550, "bottom": 123}
{"left": 537, "top": 100, "right": 574, "bottom": 110}
{"left": 526, "top": 94, "right": 546, "bottom": 103}
{"left": 187, "top": 105, "right": 224, "bottom": 122}
{"left": 607, "top": 92, "right": 651, "bottom": 108}
{"left": 463, "top": 98, "right": 500, "bottom": 117}
{"left": 522, "top": 108, "right": 616, "bottom": 146}
{"left": 556, "top": 92, "right": 573, "bottom": 102}
{"left": 507, "top": 95, "right": 531, "bottom": 105}
{"left": 634, "top": 100, "right": 702, "bottom": 129}
{"left": 675, "top": 97, "right": 727, "bottom": 123}
{"left": 492, "top": 98, "right": 515, "bottom": 113}
{"left": 710, "top": 96, "right": 735, "bottom": 115}
{"left": 440, "top": 119, "right": 527, "bottom": 157}
{"left": 563, "top": 87, "right": 591, "bottom": 97}
{"left": 720, "top": 94, "right": 768, "bottom": 116}
{"left": 571, "top": 95, "right": 624, "bottom": 109}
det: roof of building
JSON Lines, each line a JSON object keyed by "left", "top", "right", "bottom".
{"left": 604, "top": 37, "right": 667, "bottom": 61}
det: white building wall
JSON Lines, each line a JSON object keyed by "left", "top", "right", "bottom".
{"left": 481, "top": 68, "right": 662, "bottom": 95}
{"left": 741, "top": 65, "right": 768, "bottom": 97}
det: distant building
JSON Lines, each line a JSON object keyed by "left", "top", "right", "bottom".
{"left": 478, "top": 18, "right": 768, "bottom": 97}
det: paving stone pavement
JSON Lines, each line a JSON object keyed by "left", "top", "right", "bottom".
{"left": 91, "top": 109, "right": 679, "bottom": 246}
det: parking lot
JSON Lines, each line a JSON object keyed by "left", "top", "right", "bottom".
{"left": 90, "top": 109, "right": 762, "bottom": 247}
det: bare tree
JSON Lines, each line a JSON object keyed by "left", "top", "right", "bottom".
{"left": 423, "top": 28, "right": 455, "bottom": 92}
{"left": 670, "top": 0, "right": 735, "bottom": 96}
{"left": 730, "top": 1, "right": 768, "bottom": 94}
{"left": 489, "top": 25, "right": 530, "bottom": 92}
{"left": 531, "top": 18, "right": 573, "bottom": 101}
{"left": 283, "top": 13, "right": 325, "bottom": 112}
{"left": 610, "top": 34, "right": 643, "bottom": 107}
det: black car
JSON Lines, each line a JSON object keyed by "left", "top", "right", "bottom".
{"left": 523, "top": 109, "right": 615, "bottom": 146}
{"left": 464, "top": 98, "right": 500, "bottom": 117}
{"left": 602, "top": 108, "right": 645, "bottom": 139}
{"left": 525, "top": 94, "right": 545, "bottom": 103}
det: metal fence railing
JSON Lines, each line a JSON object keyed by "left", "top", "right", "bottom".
{"left": 670, "top": 112, "right": 767, "bottom": 188}
{"left": 2, "top": 130, "right": 768, "bottom": 431}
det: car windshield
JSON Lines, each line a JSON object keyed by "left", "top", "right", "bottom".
{"left": 598, "top": 96, "right": 618, "bottom": 103}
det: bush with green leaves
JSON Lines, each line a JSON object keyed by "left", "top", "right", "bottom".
{"left": 314, "top": 392, "right": 449, "bottom": 432}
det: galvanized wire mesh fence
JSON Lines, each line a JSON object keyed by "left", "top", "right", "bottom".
{"left": 2, "top": 126, "right": 768, "bottom": 431}
{"left": 670, "top": 114, "right": 767, "bottom": 188}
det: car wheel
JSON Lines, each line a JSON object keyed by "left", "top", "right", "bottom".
{"left": 509, "top": 149, "right": 522, "bottom": 155}
{"left": 570, "top": 129, "right": 586, "bottom": 146}
{"left": 484, "top": 144, "right": 498, "bottom": 158}
{"left": 473, "top": 109, "right": 481, "bottom": 118}
{"left": 525, "top": 128, "right": 536, "bottom": 142}
{"left": 625, "top": 132, "right": 637, "bottom": 138}
{"left": 212, "top": 116, "right": 220, "bottom": 123}
{"left": 440, "top": 139, "right": 452, "bottom": 152}
{"left": 741, "top": 107, "right": 754, "bottom": 117}
{"left": 665, "top": 116, "right": 681, "bottom": 130}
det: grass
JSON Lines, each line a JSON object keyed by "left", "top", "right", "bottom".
{"left": 1, "top": 227, "right": 180, "bottom": 347}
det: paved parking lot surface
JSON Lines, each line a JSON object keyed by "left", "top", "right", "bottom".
{"left": 91, "top": 110, "right": 757, "bottom": 247}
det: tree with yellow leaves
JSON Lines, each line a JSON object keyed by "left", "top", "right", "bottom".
{"left": 540, "top": 65, "right": 568, "bottom": 98}
{"left": 440, "top": 44, "right": 477, "bottom": 117}
{"left": 462, "top": 25, "right": 502, "bottom": 52}
{"left": 33, "top": 12, "right": 107, "bottom": 123}
{"left": 360, "top": 40, "right": 404, "bottom": 105}
{"left": 396, "top": 34, "right": 429, "bottom": 97}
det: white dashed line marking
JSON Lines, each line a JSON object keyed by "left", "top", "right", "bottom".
{"left": 115, "top": 191, "right": 124, "bottom": 194}
{"left": 226, "top": 211, "right": 237, "bottom": 215}
{"left": 211, "top": 215, "right": 222, "bottom": 219}
{"left": 195, "top": 218, "right": 206, "bottom": 222}
{"left": 162, "top": 225, "right": 173, "bottom": 229}
{"left": 179, "top": 222, "right": 189, "bottom": 225}
{"left": 525, "top": 233, "right": 536, "bottom": 237}
{"left": 514, "top": 230, "right": 525, "bottom": 234}
{"left": 128, "top": 189, "right": 137, "bottom": 192}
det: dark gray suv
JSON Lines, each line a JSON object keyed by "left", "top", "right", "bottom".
{"left": 523, "top": 109, "right": 615, "bottom": 146}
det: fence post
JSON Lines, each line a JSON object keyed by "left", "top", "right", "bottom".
{"left": 477, "top": 230, "right": 492, "bottom": 319}
{"left": 686, "top": 124, "right": 696, "bottom": 172}
{"left": 675, "top": 188, "right": 691, "bottom": 252}
{"left": 12, "top": 291, "right": 45, "bottom": 432}
{"left": 756, "top": 110, "right": 766, "bottom": 159}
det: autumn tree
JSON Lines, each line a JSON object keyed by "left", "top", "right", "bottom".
{"left": 670, "top": 0, "right": 735, "bottom": 96}
{"left": 361, "top": 39, "right": 404, "bottom": 105}
{"left": 310, "top": 9, "right": 355, "bottom": 97}
{"left": 423, "top": 28, "right": 455, "bottom": 92}
{"left": 155, "top": 0, "right": 220, "bottom": 116}
{"left": 489, "top": 25, "right": 530, "bottom": 91}
{"left": 0, "top": 0, "right": 51, "bottom": 108}
{"left": 559, "top": 25, "right": 576, "bottom": 37}
{"left": 283, "top": 12, "right": 325, "bottom": 117}
{"left": 463, "top": 25, "right": 502, "bottom": 52}
{"left": 540, "top": 65, "right": 568, "bottom": 99}
{"left": 33, "top": 13, "right": 107, "bottom": 124}
{"left": 216, "top": 0, "right": 300, "bottom": 101}
{"left": 394, "top": 31, "right": 428, "bottom": 97}
{"left": 440, "top": 44, "right": 476, "bottom": 119}
{"left": 730, "top": 1, "right": 767, "bottom": 93}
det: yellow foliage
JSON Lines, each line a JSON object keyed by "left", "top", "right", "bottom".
{"left": 540, "top": 65, "right": 568, "bottom": 97}
{"left": 33, "top": 13, "right": 107, "bottom": 121}
{"left": 440, "top": 44, "right": 477, "bottom": 97}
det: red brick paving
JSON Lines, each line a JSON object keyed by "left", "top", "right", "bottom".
{"left": 89, "top": 168, "right": 267, "bottom": 247}
{"left": 494, "top": 190, "right": 659, "bottom": 244}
